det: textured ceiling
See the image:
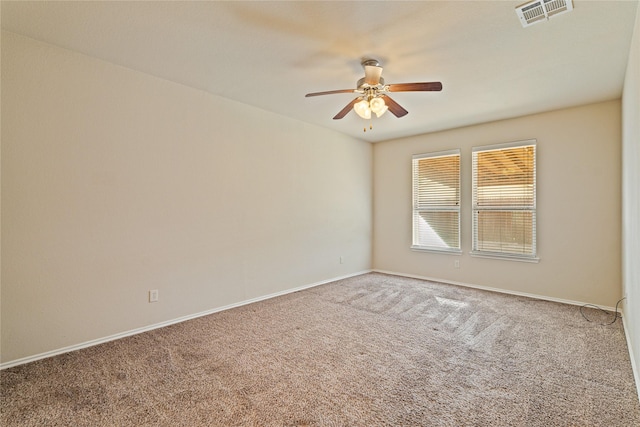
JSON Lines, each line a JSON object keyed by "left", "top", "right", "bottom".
{"left": 2, "top": 1, "right": 638, "bottom": 142}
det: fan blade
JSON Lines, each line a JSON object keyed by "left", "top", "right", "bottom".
{"left": 305, "top": 89, "right": 355, "bottom": 97}
{"left": 387, "top": 82, "right": 443, "bottom": 92}
{"left": 364, "top": 65, "right": 383, "bottom": 85}
{"left": 333, "top": 98, "right": 360, "bottom": 120}
{"left": 382, "top": 95, "right": 409, "bottom": 118}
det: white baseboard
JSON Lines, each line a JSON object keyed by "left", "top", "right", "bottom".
{"left": 0, "top": 270, "right": 372, "bottom": 370}
{"left": 372, "top": 269, "right": 618, "bottom": 312}
{"left": 622, "top": 314, "right": 640, "bottom": 402}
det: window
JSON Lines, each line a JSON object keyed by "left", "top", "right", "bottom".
{"left": 472, "top": 140, "right": 537, "bottom": 260}
{"left": 412, "top": 150, "right": 461, "bottom": 253}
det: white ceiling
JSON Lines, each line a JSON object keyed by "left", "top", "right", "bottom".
{"left": 2, "top": 1, "right": 638, "bottom": 143}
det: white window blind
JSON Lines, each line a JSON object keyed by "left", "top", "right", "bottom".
{"left": 412, "top": 150, "right": 461, "bottom": 252}
{"left": 472, "top": 141, "right": 537, "bottom": 259}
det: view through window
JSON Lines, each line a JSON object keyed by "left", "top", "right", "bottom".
{"left": 472, "top": 141, "right": 537, "bottom": 259}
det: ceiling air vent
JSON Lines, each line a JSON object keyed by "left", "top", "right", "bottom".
{"left": 516, "top": 0, "right": 573, "bottom": 28}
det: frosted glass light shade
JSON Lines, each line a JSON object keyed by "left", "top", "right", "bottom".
{"left": 353, "top": 99, "right": 371, "bottom": 119}
{"left": 369, "top": 97, "right": 388, "bottom": 117}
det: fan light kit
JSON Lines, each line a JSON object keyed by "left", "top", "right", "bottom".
{"left": 354, "top": 96, "right": 388, "bottom": 120}
{"left": 305, "top": 59, "right": 442, "bottom": 132}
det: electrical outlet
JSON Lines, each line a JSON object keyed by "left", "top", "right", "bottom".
{"left": 454, "top": 260, "right": 460, "bottom": 269}
{"left": 340, "top": 256, "right": 344, "bottom": 264}
{"left": 149, "top": 290, "right": 159, "bottom": 303}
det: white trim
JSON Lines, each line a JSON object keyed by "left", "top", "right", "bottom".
{"left": 411, "top": 246, "right": 462, "bottom": 255}
{"left": 622, "top": 313, "right": 640, "bottom": 402}
{"left": 411, "top": 148, "right": 460, "bottom": 160}
{"left": 471, "top": 138, "right": 536, "bottom": 153}
{"left": 412, "top": 148, "right": 461, "bottom": 160}
{"left": 0, "top": 270, "right": 372, "bottom": 370}
{"left": 372, "top": 269, "right": 618, "bottom": 311}
{"left": 470, "top": 251, "right": 540, "bottom": 263}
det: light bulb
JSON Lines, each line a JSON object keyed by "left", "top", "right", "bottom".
{"left": 369, "top": 97, "right": 388, "bottom": 117}
{"left": 353, "top": 99, "right": 371, "bottom": 119}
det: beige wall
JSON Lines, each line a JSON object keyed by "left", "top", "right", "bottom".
{"left": 373, "top": 100, "right": 622, "bottom": 307}
{"left": 622, "top": 4, "right": 640, "bottom": 393}
{"left": 1, "top": 32, "right": 372, "bottom": 364}
{"left": 1, "top": 25, "right": 634, "bottom": 371}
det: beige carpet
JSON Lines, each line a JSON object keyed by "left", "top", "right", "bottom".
{"left": 1, "top": 273, "right": 639, "bottom": 426}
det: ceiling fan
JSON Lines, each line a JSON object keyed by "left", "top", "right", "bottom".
{"left": 305, "top": 58, "right": 442, "bottom": 123}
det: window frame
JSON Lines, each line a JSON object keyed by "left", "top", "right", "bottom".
{"left": 471, "top": 140, "right": 539, "bottom": 262}
{"left": 411, "top": 149, "right": 462, "bottom": 254}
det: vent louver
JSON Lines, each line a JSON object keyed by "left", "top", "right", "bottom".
{"left": 516, "top": 0, "right": 573, "bottom": 28}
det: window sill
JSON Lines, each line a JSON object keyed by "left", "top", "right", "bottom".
{"left": 411, "top": 246, "right": 462, "bottom": 255}
{"left": 470, "top": 251, "right": 540, "bottom": 263}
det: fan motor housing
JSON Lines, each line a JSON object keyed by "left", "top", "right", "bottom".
{"left": 357, "top": 77, "right": 385, "bottom": 89}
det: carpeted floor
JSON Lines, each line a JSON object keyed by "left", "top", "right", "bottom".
{"left": 1, "top": 273, "right": 639, "bottom": 426}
